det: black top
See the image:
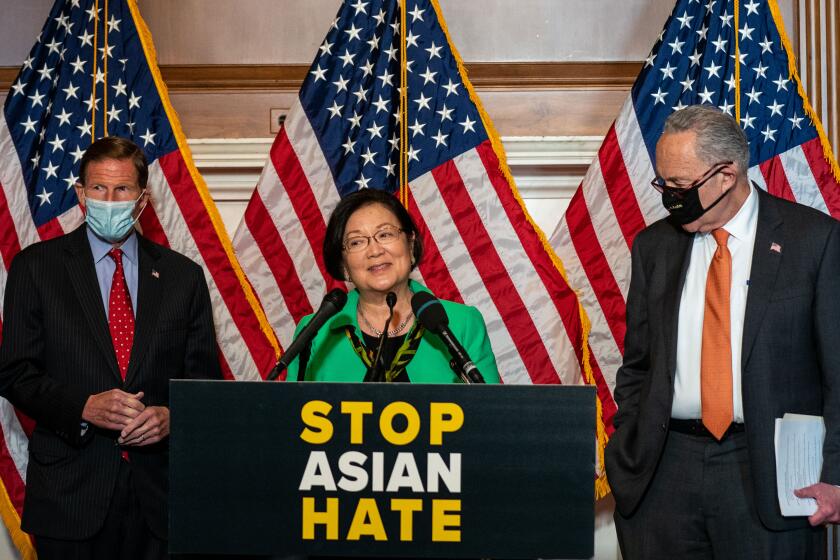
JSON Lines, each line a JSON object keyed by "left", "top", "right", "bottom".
{"left": 362, "top": 332, "right": 409, "bottom": 382}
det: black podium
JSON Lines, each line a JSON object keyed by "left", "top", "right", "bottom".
{"left": 170, "top": 381, "right": 595, "bottom": 558}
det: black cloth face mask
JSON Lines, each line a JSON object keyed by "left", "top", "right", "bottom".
{"left": 653, "top": 162, "right": 734, "bottom": 225}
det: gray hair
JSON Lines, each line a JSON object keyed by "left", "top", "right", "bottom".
{"left": 662, "top": 105, "right": 750, "bottom": 177}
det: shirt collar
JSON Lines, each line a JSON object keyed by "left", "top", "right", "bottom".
{"left": 717, "top": 181, "right": 757, "bottom": 242}
{"left": 86, "top": 226, "right": 139, "bottom": 265}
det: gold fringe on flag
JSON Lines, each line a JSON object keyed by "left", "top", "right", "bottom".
{"left": 0, "top": 479, "right": 36, "bottom": 560}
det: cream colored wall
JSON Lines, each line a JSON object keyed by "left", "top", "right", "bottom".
{"left": 138, "top": 0, "right": 675, "bottom": 63}
{"left": 0, "top": 1, "right": 797, "bottom": 66}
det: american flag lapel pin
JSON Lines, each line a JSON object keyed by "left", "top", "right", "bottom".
{"left": 770, "top": 242, "right": 782, "bottom": 254}
{"left": 152, "top": 269, "right": 160, "bottom": 279}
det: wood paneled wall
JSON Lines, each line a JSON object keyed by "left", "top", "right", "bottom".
{"left": 798, "top": 0, "right": 840, "bottom": 154}
{"left": 0, "top": 62, "right": 638, "bottom": 138}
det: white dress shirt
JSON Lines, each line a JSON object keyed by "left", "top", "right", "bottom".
{"left": 671, "top": 183, "right": 758, "bottom": 422}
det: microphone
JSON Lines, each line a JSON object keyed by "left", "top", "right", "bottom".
{"left": 364, "top": 292, "right": 397, "bottom": 383}
{"left": 411, "top": 292, "right": 485, "bottom": 384}
{"left": 266, "top": 288, "right": 347, "bottom": 381}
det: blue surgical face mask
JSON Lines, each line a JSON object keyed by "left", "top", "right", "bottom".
{"left": 84, "top": 193, "right": 146, "bottom": 243}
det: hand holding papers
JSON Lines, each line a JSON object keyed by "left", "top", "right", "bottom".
{"left": 774, "top": 413, "right": 823, "bottom": 517}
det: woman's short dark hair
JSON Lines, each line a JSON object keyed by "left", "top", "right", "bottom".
{"left": 323, "top": 189, "right": 424, "bottom": 281}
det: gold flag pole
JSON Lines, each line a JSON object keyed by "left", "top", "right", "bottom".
{"left": 734, "top": 0, "right": 741, "bottom": 123}
{"left": 399, "top": 0, "right": 409, "bottom": 206}
{"left": 103, "top": 0, "right": 109, "bottom": 136}
{"left": 91, "top": 0, "right": 100, "bottom": 141}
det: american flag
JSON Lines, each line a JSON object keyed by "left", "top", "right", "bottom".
{"left": 233, "top": 0, "right": 607, "bottom": 487}
{"left": 548, "top": 0, "right": 840, "bottom": 453}
{"left": 0, "top": 0, "right": 278, "bottom": 554}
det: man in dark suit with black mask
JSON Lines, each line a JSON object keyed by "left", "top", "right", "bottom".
{"left": 0, "top": 136, "right": 222, "bottom": 559}
{"left": 606, "top": 105, "right": 840, "bottom": 559}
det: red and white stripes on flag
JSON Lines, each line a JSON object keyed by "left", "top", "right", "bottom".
{"left": 138, "top": 150, "right": 279, "bottom": 381}
{"left": 550, "top": 100, "right": 666, "bottom": 398}
{"left": 234, "top": 105, "right": 345, "bottom": 348}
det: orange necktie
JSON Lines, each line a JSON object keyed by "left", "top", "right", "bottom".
{"left": 701, "top": 228, "right": 733, "bottom": 440}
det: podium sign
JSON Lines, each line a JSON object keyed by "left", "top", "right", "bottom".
{"left": 170, "top": 381, "right": 595, "bottom": 558}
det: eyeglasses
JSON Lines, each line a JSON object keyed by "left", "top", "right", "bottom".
{"left": 343, "top": 226, "right": 405, "bottom": 253}
{"left": 651, "top": 161, "right": 733, "bottom": 200}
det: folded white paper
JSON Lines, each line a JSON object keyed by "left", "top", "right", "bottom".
{"left": 774, "top": 413, "right": 825, "bottom": 517}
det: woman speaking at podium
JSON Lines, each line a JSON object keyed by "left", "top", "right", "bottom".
{"left": 287, "top": 189, "right": 500, "bottom": 384}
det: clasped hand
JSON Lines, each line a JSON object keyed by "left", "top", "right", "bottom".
{"left": 81, "top": 389, "right": 170, "bottom": 446}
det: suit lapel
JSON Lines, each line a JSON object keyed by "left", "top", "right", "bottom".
{"left": 64, "top": 226, "right": 122, "bottom": 382}
{"left": 125, "top": 236, "right": 163, "bottom": 384}
{"left": 742, "top": 189, "right": 784, "bottom": 370}
{"left": 662, "top": 225, "right": 694, "bottom": 379}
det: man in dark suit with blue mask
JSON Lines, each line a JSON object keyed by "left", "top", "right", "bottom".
{"left": 0, "top": 136, "right": 222, "bottom": 559}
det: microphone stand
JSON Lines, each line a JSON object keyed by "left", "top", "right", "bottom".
{"left": 410, "top": 291, "right": 485, "bottom": 384}
{"left": 266, "top": 362, "right": 283, "bottom": 382}
{"left": 265, "top": 288, "right": 347, "bottom": 380}
{"left": 364, "top": 292, "right": 397, "bottom": 382}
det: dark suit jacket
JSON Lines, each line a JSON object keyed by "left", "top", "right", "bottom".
{"left": 605, "top": 187, "right": 840, "bottom": 530}
{"left": 0, "top": 225, "right": 222, "bottom": 540}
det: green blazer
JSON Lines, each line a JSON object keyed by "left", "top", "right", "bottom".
{"left": 286, "top": 281, "right": 500, "bottom": 383}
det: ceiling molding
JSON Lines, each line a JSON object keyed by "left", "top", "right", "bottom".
{"left": 0, "top": 61, "right": 640, "bottom": 93}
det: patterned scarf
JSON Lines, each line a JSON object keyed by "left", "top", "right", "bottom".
{"left": 345, "top": 325, "right": 425, "bottom": 382}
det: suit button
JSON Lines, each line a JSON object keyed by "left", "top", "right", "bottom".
{"left": 660, "top": 423, "right": 667, "bottom": 431}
